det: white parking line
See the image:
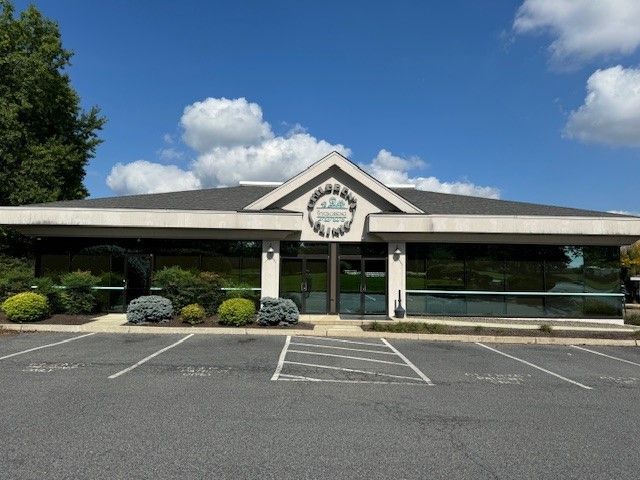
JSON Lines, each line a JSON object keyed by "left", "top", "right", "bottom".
{"left": 287, "top": 349, "right": 409, "bottom": 366}
{"left": 279, "top": 373, "right": 426, "bottom": 385}
{"left": 289, "top": 342, "right": 396, "bottom": 355}
{"left": 0, "top": 333, "right": 96, "bottom": 361}
{"left": 108, "top": 334, "right": 194, "bottom": 379}
{"left": 571, "top": 345, "right": 640, "bottom": 367}
{"left": 283, "top": 360, "right": 423, "bottom": 382}
{"left": 271, "top": 335, "right": 291, "bottom": 381}
{"left": 278, "top": 373, "right": 310, "bottom": 381}
{"left": 381, "top": 338, "right": 434, "bottom": 385}
{"left": 476, "top": 343, "right": 593, "bottom": 390}
{"left": 299, "top": 336, "right": 389, "bottom": 348}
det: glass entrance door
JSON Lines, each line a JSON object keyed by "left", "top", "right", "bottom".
{"left": 339, "top": 257, "right": 387, "bottom": 316}
{"left": 280, "top": 258, "right": 328, "bottom": 314}
{"left": 363, "top": 259, "right": 387, "bottom": 315}
{"left": 338, "top": 258, "right": 362, "bottom": 315}
{"left": 125, "top": 254, "right": 152, "bottom": 304}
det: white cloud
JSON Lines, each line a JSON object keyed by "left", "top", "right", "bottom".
{"left": 192, "top": 132, "right": 351, "bottom": 187}
{"left": 181, "top": 97, "right": 272, "bottom": 152}
{"left": 363, "top": 150, "right": 500, "bottom": 199}
{"left": 514, "top": 0, "right": 640, "bottom": 65}
{"left": 564, "top": 66, "right": 640, "bottom": 147}
{"left": 157, "top": 147, "right": 185, "bottom": 161}
{"left": 106, "top": 97, "right": 499, "bottom": 199}
{"left": 608, "top": 210, "right": 640, "bottom": 217}
{"left": 106, "top": 160, "right": 201, "bottom": 195}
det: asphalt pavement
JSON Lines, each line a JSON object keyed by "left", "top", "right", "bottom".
{"left": 1, "top": 332, "right": 640, "bottom": 479}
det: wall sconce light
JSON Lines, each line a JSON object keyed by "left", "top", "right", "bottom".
{"left": 267, "top": 245, "right": 275, "bottom": 254}
{"left": 393, "top": 245, "right": 402, "bottom": 256}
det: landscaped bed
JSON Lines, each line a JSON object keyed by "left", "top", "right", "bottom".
{"left": 366, "top": 321, "right": 640, "bottom": 340}
{"left": 0, "top": 313, "right": 102, "bottom": 325}
{"left": 126, "top": 315, "right": 315, "bottom": 330}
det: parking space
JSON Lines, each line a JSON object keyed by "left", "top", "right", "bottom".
{"left": 3, "top": 331, "right": 640, "bottom": 479}
{"left": 271, "top": 335, "right": 433, "bottom": 384}
{"left": 2, "top": 332, "right": 640, "bottom": 391}
{"left": 0, "top": 332, "right": 94, "bottom": 359}
{"left": 0, "top": 333, "right": 197, "bottom": 381}
{"left": 493, "top": 343, "right": 640, "bottom": 390}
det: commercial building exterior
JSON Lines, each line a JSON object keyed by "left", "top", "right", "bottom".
{"left": 1, "top": 152, "right": 639, "bottom": 323}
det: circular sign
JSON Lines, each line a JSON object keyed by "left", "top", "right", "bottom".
{"left": 307, "top": 183, "right": 357, "bottom": 238}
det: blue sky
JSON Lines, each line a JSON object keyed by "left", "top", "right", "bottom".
{"left": 15, "top": 0, "right": 640, "bottom": 213}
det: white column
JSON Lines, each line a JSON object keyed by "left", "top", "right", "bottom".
{"left": 261, "top": 240, "right": 280, "bottom": 299}
{"left": 387, "top": 242, "right": 406, "bottom": 318}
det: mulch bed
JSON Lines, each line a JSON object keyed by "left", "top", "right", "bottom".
{"left": 126, "top": 315, "right": 315, "bottom": 330}
{"left": 0, "top": 313, "right": 102, "bottom": 326}
{"left": 365, "top": 324, "right": 640, "bottom": 340}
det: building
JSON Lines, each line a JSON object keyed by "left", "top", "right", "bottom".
{"left": 1, "top": 152, "right": 639, "bottom": 323}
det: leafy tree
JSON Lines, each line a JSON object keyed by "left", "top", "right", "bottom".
{"left": 0, "top": 0, "right": 105, "bottom": 206}
{"left": 622, "top": 241, "right": 640, "bottom": 276}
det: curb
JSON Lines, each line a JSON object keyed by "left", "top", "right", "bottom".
{"left": 1, "top": 322, "right": 638, "bottom": 347}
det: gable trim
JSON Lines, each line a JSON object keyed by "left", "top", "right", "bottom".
{"left": 243, "top": 151, "right": 424, "bottom": 213}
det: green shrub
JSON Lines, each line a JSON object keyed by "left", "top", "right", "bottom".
{"left": 1, "top": 292, "right": 49, "bottom": 322}
{"left": 152, "top": 267, "right": 225, "bottom": 314}
{"left": 127, "top": 295, "right": 173, "bottom": 324}
{"left": 369, "top": 321, "right": 446, "bottom": 334}
{"left": 60, "top": 271, "right": 100, "bottom": 314}
{"left": 32, "top": 277, "right": 63, "bottom": 313}
{"left": 0, "top": 255, "right": 35, "bottom": 302}
{"left": 223, "top": 280, "right": 260, "bottom": 308}
{"left": 181, "top": 303, "right": 206, "bottom": 325}
{"left": 218, "top": 298, "right": 256, "bottom": 326}
{"left": 257, "top": 297, "right": 299, "bottom": 326}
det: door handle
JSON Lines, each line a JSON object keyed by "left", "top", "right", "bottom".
{"left": 301, "top": 282, "right": 307, "bottom": 292}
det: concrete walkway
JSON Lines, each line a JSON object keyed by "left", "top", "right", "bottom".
{"left": 87, "top": 314, "right": 128, "bottom": 329}
{"left": 1, "top": 313, "right": 639, "bottom": 346}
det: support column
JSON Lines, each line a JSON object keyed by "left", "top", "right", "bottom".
{"left": 387, "top": 242, "right": 406, "bottom": 318}
{"left": 261, "top": 240, "right": 280, "bottom": 299}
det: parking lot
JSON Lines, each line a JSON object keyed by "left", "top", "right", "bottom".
{"left": 2, "top": 331, "right": 640, "bottom": 479}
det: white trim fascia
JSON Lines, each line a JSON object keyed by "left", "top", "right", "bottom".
{"left": 369, "top": 213, "right": 640, "bottom": 237}
{"left": 0, "top": 206, "right": 301, "bottom": 231}
{"left": 243, "top": 151, "right": 424, "bottom": 214}
{"left": 239, "top": 181, "right": 283, "bottom": 186}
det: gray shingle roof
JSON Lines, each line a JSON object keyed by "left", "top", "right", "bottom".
{"left": 28, "top": 185, "right": 276, "bottom": 211}
{"left": 27, "top": 185, "right": 631, "bottom": 217}
{"left": 391, "top": 188, "right": 629, "bottom": 217}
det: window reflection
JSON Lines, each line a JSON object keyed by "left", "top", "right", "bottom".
{"left": 406, "top": 243, "right": 622, "bottom": 318}
{"left": 35, "top": 238, "right": 263, "bottom": 311}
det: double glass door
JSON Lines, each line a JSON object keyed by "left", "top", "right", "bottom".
{"left": 339, "top": 258, "right": 387, "bottom": 315}
{"left": 280, "top": 258, "right": 328, "bottom": 314}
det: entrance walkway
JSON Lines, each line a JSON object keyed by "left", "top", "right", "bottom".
{"left": 86, "top": 314, "right": 128, "bottom": 329}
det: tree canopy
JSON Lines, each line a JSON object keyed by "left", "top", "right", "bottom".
{"left": 0, "top": 0, "right": 105, "bottom": 206}
{"left": 622, "top": 241, "right": 640, "bottom": 276}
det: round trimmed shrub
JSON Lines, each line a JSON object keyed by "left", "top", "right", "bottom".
{"left": 181, "top": 303, "right": 206, "bottom": 325}
{"left": 1, "top": 292, "right": 49, "bottom": 323}
{"left": 217, "top": 298, "right": 256, "bottom": 326}
{"left": 127, "top": 295, "right": 173, "bottom": 324}
{"left": 258, "top": 297, "right": 299, "bottom": 326}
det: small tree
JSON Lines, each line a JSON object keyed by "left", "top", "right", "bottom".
{"left": 622, "top": 241, "right": 640, "bottom": 277}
